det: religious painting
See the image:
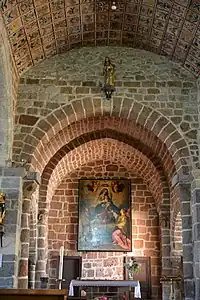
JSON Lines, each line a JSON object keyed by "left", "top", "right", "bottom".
{"left": 78, "top": 179, "right": 131, "bottom": 252}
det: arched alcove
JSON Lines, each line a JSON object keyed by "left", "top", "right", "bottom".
{"left": 11, "top": 47, "right": 197, "bottom": 299}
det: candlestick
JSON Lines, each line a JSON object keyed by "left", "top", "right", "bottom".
{"left": 58, "top": 246, "right": 64, "bottom": 289}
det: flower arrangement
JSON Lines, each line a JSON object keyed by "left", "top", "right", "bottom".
{"left": 124, "top": 258, "right": 141, "bottom": 274}
{"left": 94, "top": 297, "right": 108, "bottom": 300}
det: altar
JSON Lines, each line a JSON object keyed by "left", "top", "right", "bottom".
{"left": 69, "top": 280, "right": 141, "bottom": 299}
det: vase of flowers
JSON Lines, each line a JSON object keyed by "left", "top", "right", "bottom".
{"left": 124, "top": 257, "right": 141, "bottom": 280}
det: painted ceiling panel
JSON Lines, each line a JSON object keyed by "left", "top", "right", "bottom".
{"left": 1, "top": 0, "right": 200, "bottom": 76}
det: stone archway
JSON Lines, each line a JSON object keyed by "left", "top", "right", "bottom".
{"left": 35, "top": 137, "right": 168, "bottom": 297}
{"left": 14, "top": 103, "right": 191, "bottom": 175}
{"left": 11, "top": 47, "right": 198, "bottom": 299}
{"left": 26, "top": 111, "right": 193, "bottom": 298}
{"left": 34, "top": 138, "right": 170, "bottom": 297}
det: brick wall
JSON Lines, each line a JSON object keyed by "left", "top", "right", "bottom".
{"left": 47, "top": 161, "right": 161, "bottom": 299}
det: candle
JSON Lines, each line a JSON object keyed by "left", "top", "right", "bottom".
{"left": 58, "top": 246, "right": 64, "bottom": 280}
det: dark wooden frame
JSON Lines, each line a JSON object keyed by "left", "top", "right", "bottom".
{"left": 57, "top": 256, "right": 82, "bottom": 290}
{"left": 63, "top": 256, "right": 82, "bottom": 276}
{"left": 123, "top": 256, "right": 152, "bottom": 299}
{"left": 78, "top": 178, "right": 131, "bottom": 252}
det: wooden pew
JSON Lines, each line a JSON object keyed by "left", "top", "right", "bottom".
{"left": 0, "top": 289, "right": 68, "bottom": 300}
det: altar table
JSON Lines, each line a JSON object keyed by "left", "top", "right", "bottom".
{"left": 69, "top": 280, "right": 141, "bottom": 299}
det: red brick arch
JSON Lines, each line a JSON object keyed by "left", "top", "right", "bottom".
{"left": 39, "top": 139, "right": 165, "bottom": 212}
{"left": 14, "top": 101, "right": 191, "bottom": 176}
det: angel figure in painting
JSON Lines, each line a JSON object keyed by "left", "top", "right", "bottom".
{"left": 112, "top": 208, "right": 131, "bottom": 250}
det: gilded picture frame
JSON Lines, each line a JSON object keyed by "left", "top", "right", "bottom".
{"left": 78, "top": 179, "right": 131, "bottom": 252}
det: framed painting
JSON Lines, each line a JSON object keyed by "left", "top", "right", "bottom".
{"left": 78, "top": 179, "right": 131, "bottom": 252}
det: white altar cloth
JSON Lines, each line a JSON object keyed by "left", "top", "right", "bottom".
{"left": 69, "top": 279, "right": 141, "bottom": 298}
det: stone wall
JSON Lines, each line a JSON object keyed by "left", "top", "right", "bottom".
{"left": 29, "top": 188, "right": 39, "bottom": 288}
{"left": 47, "top": 161, "right": 161, "bottom": 299}
{"left": 14, "top": 47, "right": 198, "bottom": 171}
{"left": 8, "top": 47, "right": 199, "bottom": 299}
{"left": 170, "top": 186, "right": 183, "bottom": 257}
{"left": 173, "top": 212, "right": 183, "bottom": 254}
{"left": 0, "top": 168, "right": 23, "bottom": 288}
{"left": 0, "top": 15, "right": 19, "bottom": 166}
{"left": 191, "top": 174, "right": 200, "bottom": 299}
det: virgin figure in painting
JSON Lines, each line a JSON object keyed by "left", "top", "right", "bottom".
{"left": 94, "top": 188, "right": 120, "bottom": 224}
{"left": 78, "top": 179, "right": 131, "bottom": 252}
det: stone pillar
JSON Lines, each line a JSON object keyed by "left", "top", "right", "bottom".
{"left": 160, "top": 212, "right": 171, "bottom": 276}
{"left": 0, "top": 167, "right": 25, "bottom": 288}
{"left": 28, "top": 251, "right": 37, "bottom": 289}
{"left": 159, "top": 212, "right": 172, "bottom": 300}
{"left": 18, "top": 180, "right": 38, "bottom": 288}
{"left": 191, "top": 171, "right": 200, "bottom": 300}
{"left": 194, "top": 77, "right": 200, "bottom": 300}
{"left": 28, "top": 187, "right": 38, "bottom": 289}
{"left": 174, "top": 180, "right": 194, "bottom": 300}
{"left": 35, "top": 210, "right": 48, "bottom": 288}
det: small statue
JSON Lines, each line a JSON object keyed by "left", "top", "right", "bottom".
{"left": 0, "top": 192, "right": 5, "bottom": 247}
{"left": 38, "top": 210, "right": 48, "bottom": 225}
{"left": 0, "top": 192, "right": 5, "bottom": 225}
{"left": 103, "top": 57, "right": 116, "bottom": 100}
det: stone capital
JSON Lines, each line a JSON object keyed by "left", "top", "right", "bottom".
{"left": 159, "top": 213, "right": 170, "bottom": 228}
{"left": 24, "top": 172, "right": 41, "bottom": 185}
{"left": 38, "top": 210, "right": 48, "bottom": 225}
{"left": 29, "top": 250, "right": 37, "bottom": 265}
{"left": 172, "top": 171, "right": 193, "bottom": 187}
{"left": 23, "top": 180, "right": 38, "bottom": 199}
{"left": 37, "top": 210, "right": 48, "bottom": 225}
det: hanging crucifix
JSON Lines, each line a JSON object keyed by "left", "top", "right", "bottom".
{"left": 102, "top": 57, "right": 116, "bottom": 100}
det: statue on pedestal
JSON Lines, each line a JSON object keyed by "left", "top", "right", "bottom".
{"left": 0, "top": 192, "right": 6, "bottom": 247}
{"left": 102, "top": 57, "right": 116, "bottom": 100}
{"left": 0, "top": 192, "right": 5, "bottom": 225}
